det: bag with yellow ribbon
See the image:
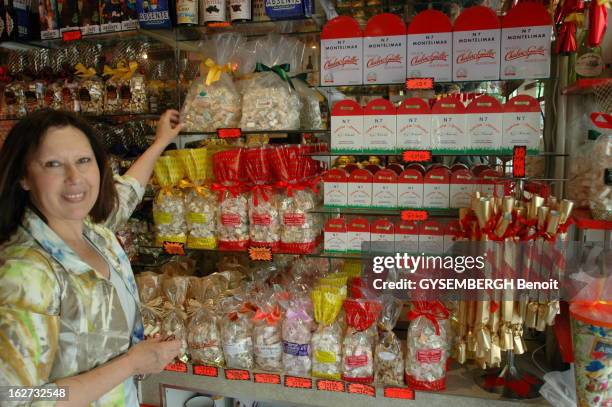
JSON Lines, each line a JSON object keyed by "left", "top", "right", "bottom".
{"left": 237, "top": 35, "right": 302, "bottom": 131}
{"left": 74, "top": 63, "right": 103, "bottom": 115}
{"left": 176, "top": 148, "right": 217, "bottom": 249}
{"left": 153, "top": 155, "right": 187, "bottom": 245}
{"left": 311, "top": 285, "right": 345, "bottom": 380}
{"left": 181, "top": 33, "right": 243, "bottom": 132}
{"left": 102, "top": 61, "right": 146, "bottom": 114}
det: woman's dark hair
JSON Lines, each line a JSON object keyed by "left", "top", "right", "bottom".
{"left": 0, "top": 109, "right": 118, "bottom": 243}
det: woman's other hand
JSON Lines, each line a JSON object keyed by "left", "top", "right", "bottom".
{"left": 154, "top": 110, "right": 184, "bottom": 148}
{"left": 126, "top": 336, "right": 183, "bottom": 375}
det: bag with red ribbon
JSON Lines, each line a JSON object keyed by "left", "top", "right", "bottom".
{"left": 245, "top": 146, "right": 281, "bottom": 250}
{"left": 252, "top": 293, "right": 284, "bottom": 372}
{"left": 341, "top": 298, "right": 382, "bottom": 384}
{"left": 220, "top": 297, "right": 257, "bottom": 369}
{"left": 375, "top": 294, "right": 404, "bottom": 386}
{"left": 405, "top": 301, "right": 450, "bottom": 391}
{"left": 282, "top": 292, "right": 314, "bottom": 376}
{"left": 213, "top": 148, "right": 249, "bottom": 250}
{"left": 273, "top": 145, "right": 322, "bottom": 253}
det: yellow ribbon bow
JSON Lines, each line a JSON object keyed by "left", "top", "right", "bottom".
{"left": 564, "top": 12, "right": 585, "bottom": 27}
{"left": 202, "top": 58, "right": 235, "bottom": 86}
{"left": 178, "top": 179, "right": 210, "bottom": 197}
{"left": 74, "top": 63, "right": 96, "bottom": 78}
{"left": 103, "top": 61, "right": 139, "bottom": 81}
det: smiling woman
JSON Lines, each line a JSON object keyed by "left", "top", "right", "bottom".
{"left": 0, "top": 109, "right": 185, "bottom": 407}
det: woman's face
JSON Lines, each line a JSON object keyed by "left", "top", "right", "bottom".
{"left": 21, "top": 126, "right": 100, "bottom": 224}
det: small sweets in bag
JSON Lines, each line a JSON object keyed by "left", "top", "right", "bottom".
{"left": 342, "top": 298, "right": 382, "bottom": 384}
{"left": 161, "top": 276, "right": 190, "bottom": 361}
{"left": 311, "top": 286, "right": 344, "bottom": 380}
{"left": 186, "top": 280, "right": 225, "bottom": 367}
{"left": 282, "top": 294, "right": 314, "bottom": 376}
{"left": 252, "top": 297, "right": 284, "bottom": 372}
{"left": 153, "top": 156, "right": 187, "bottom": 246}
{"left": 136, "top": 272, "right": 163, "bottom": 338}
{"left": 375, "top": 294, "right": 404, "bottom": 385}
{"left": 74, "top": 63, "right": 103, "bottom": 115}
{"left": 221, "top": 299, "right": 257, "bottom": 369}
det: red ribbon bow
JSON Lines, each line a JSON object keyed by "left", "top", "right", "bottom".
{"left": 251, "top": 184, "right": 273, "bottom": 207}
{"left": 407, "top": 301, "right": 450, "bottom": 335}
{"left": 252, "top": 304, "right": 282, "bottom": 325}
{"left": 275, "top": 181, "right": 307, "bottom": 197}
{"left": 212, "top": 182, "right": 243, "bottom": 202}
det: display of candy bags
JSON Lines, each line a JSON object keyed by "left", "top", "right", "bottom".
{"left": 153, "top": 156, "right": 187, "bottom": 245}
{"left": 161, "top": 276, "right": 189, "bottom": 361}
{"left": 187, "top": 279, "right": 225, "bottom": 367}
{"left": 221, "top": 299, "right": 257, "bottom": 369}
{"left": 282, "top": 293, "right": 314, "bottom": 377}
{"left": 237, "top": 35, "right": 302, "bottom": 131}
{"left": 293, "top": 75, "right": 323, "bottom": 130}
{"left": 252, "top": 296, "right": 284, "bottom": 372}
{"left": 177, "top": 148, "right": 217, "bottom": 249}
{"left": 74, "top": 63, "right": 103, "bottom": 115}
{"left": 103, "top": 61, "right": 146, "bottom": 113}
{"left": 4, "top": 79, "right": 26, "bottom": 118}
{"left": 136, "top": 272, "right": 163, "bottom": 338}
{"left": 311, "top": 286, "right": 344, "bottom": 380}
{"left": 24, "top": 78, "right": 44, "bottom": 114}
{"left": 405, "top": 301, "right": 450, "bottom": 391}
{"left": 244, "top": 146, "right": 281, "bottom": 250}
{"left": 181, "top": 33, "right": 243, "bottom": 132}
{"left": 375, "top": 294, "right": 404, "bottom": 385}
{"left": 342, "top": 298, "right": 382, "bottom": 384}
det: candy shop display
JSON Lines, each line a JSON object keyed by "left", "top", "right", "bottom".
{"left": 3, "top": 80, "right": 26, "bottom": 118}
{"left": 161, "top": 276, "right": 190, "bottom": 361}
{"left": 187, "top": 283, "right": 225, "bottom": 367}
{"left": 135, "top": 272, "right": 163, "bottom": 338}
{"left": 153, "top": 156, "right": 187, "bottom": 245}
{"left": 181, "top": 33, "right": 243, "bottom": 132}
{"left": 375, "top": 295, "right": 404, "bottom": 385}
{"left": 342, "top": 298, "right": 381, "bottom": 383}
{"left": 406, "top": 301, "right": 450, "bottom": 391}
{"left": 74, "top": 63, "right": 103, "bottom": 115}
{"left": 252, "top": 296, "right": 284, "bottom": 372}
{"left": 282, "top": 294, "right": 314, "bottom": 377}
{"left": 221, "top": 299, "right": 256, "bottom": 370}
{"left": 311, "top": 286, "right": 345, "bottom": 380}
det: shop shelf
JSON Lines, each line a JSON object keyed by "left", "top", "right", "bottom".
{"left": 562, "top": 78, "right": 612, "bottom": 95}
{"left": 177, "top": 128, "right": 330, "bottom": 136}
{"left": 0, "top": 29, "right": 159, "bottom": 50}
{"left": 572, "top": 208, "right": 612, "bottom": 230}
{"left": 0, "top": 112, "right": 160, "bottom": 122}
{"left": 309, "top": 206, "right": 459, "bottom": 217}
{"left": 301, "top": 151, "right": 569, "bottom": 158}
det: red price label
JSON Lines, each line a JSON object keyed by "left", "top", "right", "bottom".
{"left": 316, "top": 380, "right": 345, "bottom": 393}
{"left": 248, "top": 246, "right": 273, "bottom": 261}
{"left": 164, "top": 362, "right": 188, "bottom": 373}
{"left": 384, "top": 387, "right": 415, "bottom": 400}
{"left": 513, "top": 145, "right": 527, "bottom": 178}
{"left": 403, "top": 150, "right": 432, "bottom": 162}
{"left": 193, "top": 365, "right": 218, "bottom": 377}
{"left": 284, "top": 376, "right": 312, "bottom": 389}
{"left": 224, "top": 369, "right": 251, "bottom": 381}
{"left": 406, "top": 78, "right": 434, "bottom": 90}
{"left": 347, "top": 383, "right": 376, "bottom": 397}
{"left": 62, "top": 30, "right": 82, "bottom": 41}
{"left": 217, "top": 128, "right": 242, "bottom": 138}
{"left": 254, "top": 373, "right": 281, "bottom": 385}
{"left": 401, "top": 210, "right": 428, "bottom": 221}
{"left": 163, "top": 241, "right": 186, "bottom": 256}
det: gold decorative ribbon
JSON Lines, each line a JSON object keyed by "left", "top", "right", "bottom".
{"left": 142, "top": 297, "right": 164, "bottom": 318}
{"left": 546, "top": 300, "right": 561, "bottom": 326}
{"left": 179, "top": 179, "right": 210, "bottom": 198}
{"left": 526, "top": 301, "right": 539, "bottom": 329}
{"left": 74, "top": 63, "right": 96, "bottom": 78}
{"left": 163, "top": 301, "right": 188, "bottom": 320}
{"left": 103, "top": 61, "right": 138, "bottom": 81}
{"left": 202, "top": 58, "right": 235, "bottom": 86}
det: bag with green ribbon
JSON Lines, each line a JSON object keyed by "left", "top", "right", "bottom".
{"left": 237, "top": 35, "right": 302, "bottom": 131}
{"left": 181, "top": 33, "right": 243, "bottom": 132}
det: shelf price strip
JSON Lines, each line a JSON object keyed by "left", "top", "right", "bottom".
{"left": 383, "top": 387, "right": 415, "bottom": 400}
{"left": 62, "top": 30, "right": 82, "bottom": 41}
{"left": 401, "top": 210, "right": 428, "bottom": 221}
{"left": 284, "top": 376, "right": 313, "bottom": 389}
{"left": 406, "top": 78, "right": 434, "bottom": 90}
{"left": 316, "top": 379, "right": 345, "bottom": 393}
{"left": 254, "top": 373, "right": 281, "bottom": 385}
{"left": 164, "top": 362, "right": 188, "bottom": 373}
{"left": 193, "top": 365, "right": 219, "bottom": 377}
{"left": 224, "top": 369, "right": 251, "bottom": 381}
{"left": 217, "top": 128, "right": 242, "bottom": 139}
{"left": 403, "top": 150, "right": 432, "bottom": 162}
{"left": 347, "top": 383, "right": 376, "bottom": 397}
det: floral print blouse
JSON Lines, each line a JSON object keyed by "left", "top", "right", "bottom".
{"left": 0, "top": 175, "right": 145, "bottom": 406}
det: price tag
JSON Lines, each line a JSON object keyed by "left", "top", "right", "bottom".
{"left": 403, "top": 150, "right": 432, "bottom": 162}
{"left": 193, "top": 365, "right": 218, "bottom": 377}
{"left": 254, "top": 373, "right": 281, "bottom": 385}
{"left": 224, "top": 369, "right": 251, "bottom": 381}
{"left": 217, "top": 128, "right": 242, "bottom": 138}
{"left": 62, "top": 30, "right": 82, "bottom": 41}
{"left": 164, "top": 362, "right": 188, "bottom": 373}
{"left": 248, "top": 246, "right": 273, "bottom": 261}
{"left": 406, "top": 78, "right": 434, "bottom": 90}
{"left": 512, "top": 145, "right": 527, "bottom": 178}
{"left": 316, "top": 379, "right": 345, "bottom": 393}
{"left": 347, "top": 383, "right": 375, "bottom": 397}
{"left": 163, "top": 241, "right": 186, "bottom": 256}
{"left": 284, "top": 376, "right": 312, "bottom": 389}
{"left": 401, "top": 210, "right": 428, "bottom": 221}
{"left": 384, "top": 387, "right": 415, "bottom": 400}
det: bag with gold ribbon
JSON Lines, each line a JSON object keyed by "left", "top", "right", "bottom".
{"left": 177, "top": 148, "right": 217, "bottom": 249}
{"left": 311, "top": 285, "right": 345, "bottom": 380}
{"left": 103, "top": 61, "right": 146, "bottom": 114}
{"left": 74, "top": 63, "right": 103, "bottom": 115}
{"left": 136, "top": 272, "right": 164, "bottom": 338}
{"left": 161, "top": 276, "right": 190, "bottom": 362}
{"left": 153, "top": 155, "right": 187, "bottom": 246}
{"left": 181, "top": 34, "right": 243, "bottom": 132}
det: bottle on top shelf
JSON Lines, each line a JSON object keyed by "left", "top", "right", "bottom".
{"left": 201, "top": 0, "right": 227, "bottom": 25}
{"left": 572, "top": 28, "right": 604, "bottom": 82}
{"left": 176, "top": 0, "right": 198, "bottom": 25}
{"left": 4, "top": 0, "right": 16, "bottom": 41}
{"left": 229, "top": 0, "right": 251, "bottom": 22}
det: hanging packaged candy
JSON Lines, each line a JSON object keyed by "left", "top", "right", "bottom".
{"left": 212, "top": 148, "right": 249, "bottom": 251}
{"left": 282, "top": 294, "right": 314, "bottom": 377}
{"left": 466, "top": 95, "right": 503, "bottom": 154}
{"left": 406, "top": 10, "right": 452, "bottom": 82}
{"left": 331, "top": 100, "right": 364, "bottom": 154}
{"left": 74, "top": 63, "right": 103, "bottom": 115}
{"left": 136, "top": 272, "right": 164, "bottom": 338}
{"left": 320, "top": 16, "right": 363, "bottom": 86}
{"left": 406, "top": 301, "right": 450, "bottom": 391}
{"left": 502, "top": 95, "right": 542, "bottom": 154}
{"left": 161, "top": 276, "right": 190, "bottom": 362}
{"left": 103, "top": 61, "right": 146, "bottom": 114}
{"left": 311, "top": 286, "right": 345, "bottom": 380}
{"left": 397, "top": 98, "right": 432, "bottom": 151}
{"left": 181, "top": 33, "right": 243, "bottom": 132}
{"left": 375, "top": 295, "right": 404, "bottom": 385}
{"left": 221, "top": 299, "right": 257, "bottom": 370}
{"left": 153, "top": 156, "right": 187, "bottom": 245}
{"left": 187, "top": 285, "right": 225, "bottom": 367}
{"left": 238, "top": 35, "right": 302, "bottom": 131}
{"left": 245, "top": 146, "right": 281, "bottom": 250}
{"left": 252, "top": 296, "right": 284, "bottom": 372}
{"left": 342, "top": 298, "right": 382, "bottom": 384}
{"left": 363, "top": 13, "right": 407, "bottom": 85}
{"left": 177, "top": 148, "right": 217, "bottom": 249}
{"left": 431, "top": 96, "right": 467, "bottom": 154}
